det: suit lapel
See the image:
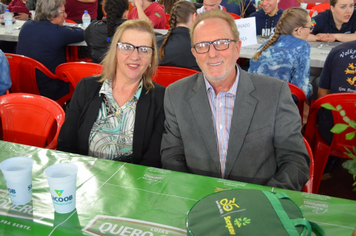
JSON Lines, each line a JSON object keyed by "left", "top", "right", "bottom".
{"left": 224, "top": 69, "right": 257, "bottom": 178}
{"left": 189, "top": 74, "right": 221, "bottom": 172}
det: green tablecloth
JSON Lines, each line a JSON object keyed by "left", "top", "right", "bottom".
{"left": 0, "top": 141, "right": 355, "bottom": 235}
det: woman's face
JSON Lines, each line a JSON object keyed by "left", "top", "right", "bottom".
{"left": 259, "top": 0, "right": 279, "bottom": 16}
{"left": 331, "top": 0, "right": 354, "bottom": 25}
{"left": 115, "top": 29, "right": 153, "bottom": 83}
{"left": 301, "top": 16, "right": 313, "bottom": 40}
{"left": 51, "top": 4, "right": 66, "bottom": 26}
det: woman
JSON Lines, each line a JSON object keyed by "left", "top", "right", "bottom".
{"left": 157, "top": 1, "right": 200, "bottom": 71}
{"left": 308, "top": 0, "right": 356, "bottom": 42}
{"left": 58, "top": 20, "right": 165, "bottom": 168}
{"left": 249, "top": 0, "right": 284, "bottom": 37}
{"left": 16, "top": 0, "right": 84, "bottom": 100}
{"left": 85, "top": 0, "right": 128, "bottom": 63}
{"left": 249, "top": 7, "right": 312, "bottom": 99}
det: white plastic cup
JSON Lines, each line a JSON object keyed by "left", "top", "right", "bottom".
{"left": 44, "top": 163, "right": 78, "bottom": 214}
{"left": 0, "top": 157, "right": 34, "bottom": 205}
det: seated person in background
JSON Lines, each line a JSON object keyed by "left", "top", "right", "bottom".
{"left": 16, "top": 0, "right": 84, "bottom": 100}
{"left": 157, "top": 1, "right": 200, "bottom": 71}
{"left": 308, "top": 0, "right": 356, "bottom": 42}
{"left": 197, "top": 0, "right": 226, "bottom": 14}
{"left": 161, "top": 10, "right": 310, "bottom": 191}
{"left": 7, "top": 0, "right": 30, "bottom": 20}
{"left": 128, "top": 0, "right": 166, "bottom": 29}
{"left": 85, "top": 0, "right": 128, "bottom": 63}
{"left": 317, "top": 40, "right": 356, "bottom": 144}
{"left": 249, "top": 7, "right": 312, "bottom": 99}
{"left": 158, "top": 0, "right": 178, "bottom": 14}
{"left": 65, "top": 0, "right": 98, "bottom": 23}
{"left": 220, "top": 0, "right": 255, "bottom": 18}
{"left": 58, "top": 20, "right": 165, "bottom": 168}
{"left": 249, "top": 0, "right": 283, "bottom": 37}
{"left": 0, "top": 49, "right": 11, "bottom": 95}
{"left": 1, "top": 0, "right": 11, "bottom": 14}
{"left": 25, "top": 0, "right": 36, "bottom": 10}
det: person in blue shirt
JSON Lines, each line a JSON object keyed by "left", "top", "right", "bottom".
{"left": 0, "top": 49, "right": 11, "bottom": 95}
{"left": 249, "top": 0, "right": 283, "bottom": 37}
{"left": 249, "top": 7, "right": 312, "bottom": 99}
{"left": 308, "top": 0, "right": 356, "bottom": 42}
{"left": 220, "top": 0, "right": 255, "bottom": 18}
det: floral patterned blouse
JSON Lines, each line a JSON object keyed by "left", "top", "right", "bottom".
{"left": 88, "top": 79, "right": 142, "bottom": 162}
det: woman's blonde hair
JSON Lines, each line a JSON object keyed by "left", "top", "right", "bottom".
{"left": 253, "top": 7, "right": 309, "bottom": 60}
{"left": 100, "top": 20, "right": 157, "bottom": 92}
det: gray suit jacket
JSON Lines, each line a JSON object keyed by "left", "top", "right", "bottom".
{"left": 161, "top": 68, "right": 310, "bottom": 191}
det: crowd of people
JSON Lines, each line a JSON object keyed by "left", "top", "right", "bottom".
{"left": 1, "top": 0, "right": 355, "bottom": 192}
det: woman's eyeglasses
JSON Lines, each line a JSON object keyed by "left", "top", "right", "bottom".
{"left": 302, "top": 26, "right": 314, "bottom": 32}
{"left": 117, "top": 42, "right": 153, "bottom": 58}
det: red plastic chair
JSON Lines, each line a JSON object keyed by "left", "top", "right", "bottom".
{"left": 65, "top": 19, "right": 92, "bottom": 63}
{"left": 228, "top": 12, "right": 241, "bottom": 19}
{"left": 0, "top": 93, "right": 65, "bottom": 150}
{"left": 152, "top": 66, "right": 200, "bottom": 87}
{"left": 302, "top": 137, "right": 314, "bottom": 193}
{"left": 288, "top": 83, "right": 307, "bottom": 125}
{"left": 309, "top": 2, "right": 330, "bottom": 17}
{"left": 164, "top": 14, "right": 170, "bottom": 29}
{"left": 5, "top": 53, "right": 70, "bottom": 107}
{"left": 56, "top": 62, "right": 103, "bottom": 102}
{"left": 304, "top": 93, "right": 356, "bottom": 193}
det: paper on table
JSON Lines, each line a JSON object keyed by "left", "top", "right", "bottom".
{"left": 235, "top": 17, "right": 258, "bottom": 47}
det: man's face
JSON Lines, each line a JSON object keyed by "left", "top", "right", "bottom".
{"left": 203, "top": 0, "right": 222, "bottom": 11}
{"left": 191, "top": 18, "right": 241, "bottom": 83}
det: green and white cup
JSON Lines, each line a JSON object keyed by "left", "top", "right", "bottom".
{"left": 0, "top": 156, "right": 34, "bottom": 205}
{"left": 44, "top": 163, "right": 78, "bottom": 214}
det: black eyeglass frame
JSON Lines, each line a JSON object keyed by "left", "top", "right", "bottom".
{"left": 117, "top": 42, "right": 154, "bottom": 57}
{"left": 192, "top": 39, "right": 237, "bottom": 54}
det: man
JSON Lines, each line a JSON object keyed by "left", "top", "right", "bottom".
{"left": 161, "top": 10, "right": 310, "bottom": 191}
{"left": 128, "top": 0, "right": 166, "bottom": 29}
{"left": 249, "top": 0, "right": 283, "bottom": 37}
{"left": 197, "top": 0, "right": 226, "bottom": 14}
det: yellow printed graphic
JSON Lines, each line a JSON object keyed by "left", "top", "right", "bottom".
{"left": 224, "top": 216, "right": 236, "bottom": 235}
{"left": 345, "top": 63, "right": 356, "bottom": 88}
{"left": 220, "top": 198, "right": 239, "bottom": 211}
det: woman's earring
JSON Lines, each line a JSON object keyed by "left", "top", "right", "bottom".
{"left": 148, "top": 64, "right": 152, "bottom": 68}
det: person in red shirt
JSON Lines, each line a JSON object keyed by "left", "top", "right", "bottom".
{"left": 7, "top": 0, "right": 30, "bottom": 20}
{"left": 128, "top": 0, "right": 166, "bottom": 29}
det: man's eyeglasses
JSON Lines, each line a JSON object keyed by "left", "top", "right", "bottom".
{"left": 58, "top": 10, "right": 65, "bottom": 15}
{"left": 117, "top": 42, "right": 153, "bottom": 58}
{"left": 193, "top": 39, "right": 237, "bottom": 54}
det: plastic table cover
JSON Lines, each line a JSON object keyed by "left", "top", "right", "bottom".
{"left": 0, "top": 140, "right": 355, "bottom": 236}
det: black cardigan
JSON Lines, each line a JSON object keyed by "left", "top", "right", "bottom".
{"left": 57, "top": 76, "right": 166, "bottom": 168}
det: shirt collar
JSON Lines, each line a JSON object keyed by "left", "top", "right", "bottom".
{"left": 204, "top": 64, "right": 239, "bottom": 96}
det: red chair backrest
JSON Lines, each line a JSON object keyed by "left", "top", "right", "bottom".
{"left": 288, "top": 83, "right": 307, "bottom": 125}
{"left": 152, "top": 66, "right": 200, "bottom": 87}
{"left": 302, "top": 137, "right": 314, "bottom": 193}
{"left": 0, "top": 93, "right": 65, "bottom": 150}
{"left": 309, "top": 2, "right": 330, "bottom": 17}
{"left": 164, "top": 14, "right": 170, "bottom": 29}
{"left": 5, "top": 53, "right": 70, "bottom": 107}
{"left": 228, "top": 12, "right": 241, "bottom": 19}
{"left": 304, "top": 93, "right": 356, "bottom": 193}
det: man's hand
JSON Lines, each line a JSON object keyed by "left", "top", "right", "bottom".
{"left": 15, "top": 13, "right": 29, "bottom": 21}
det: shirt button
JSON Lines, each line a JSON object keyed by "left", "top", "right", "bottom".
{"left": 220, "top": 124, "right": 223, "bottom": 129}
{"left": 220, "top": 102, "right": 223, "bottom": 107}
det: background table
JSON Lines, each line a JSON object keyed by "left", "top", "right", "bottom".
{"left": 240, "top": 37, "right": 342, "bottom": 68}
{"left": 0, "top": 140, "right": 355, "bottom": 236}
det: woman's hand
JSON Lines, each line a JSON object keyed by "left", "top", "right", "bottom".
{"left": 316, "top": 33, "right": 336, "bottom": 43}
{"left": 15, "top": 13, "right": 29, "bottom": 21}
